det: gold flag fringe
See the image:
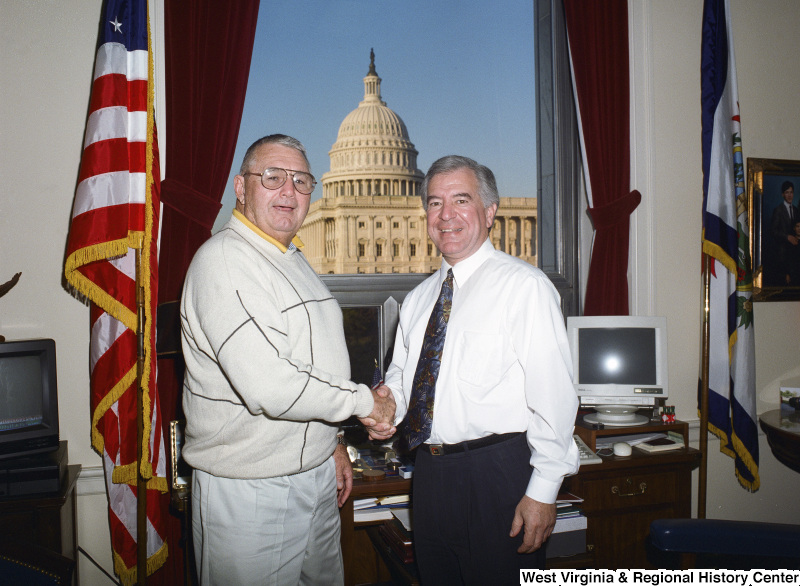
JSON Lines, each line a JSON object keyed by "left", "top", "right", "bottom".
{"left": 64, "top": 234, "right": 143, "bottom": 332}
{"left": 114, "top": 537, "right": 169, "bottom": 586}
{"left": 699, "top": 411, "right": 760, "bottom": 492}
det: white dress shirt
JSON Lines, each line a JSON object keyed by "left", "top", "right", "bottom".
{"left": 385, "top": 239, "right": 579, "bottom": 504}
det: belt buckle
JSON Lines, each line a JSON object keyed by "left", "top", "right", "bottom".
{"left": 428, "top": 444, "right": 444, "bottom": 456}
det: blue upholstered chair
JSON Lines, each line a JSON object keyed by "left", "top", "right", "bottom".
{"left": 647, "top": 518, "right": 800, "bottom": 570}
{"left": 0, "top": 537, "right": 75, "bottom": 586}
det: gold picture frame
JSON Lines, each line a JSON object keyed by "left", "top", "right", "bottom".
{"left": 169, "top": 420, "right": 191, "bottom": 492}
{"left": 747, "top": 158, "right": 800, "bottom": 301}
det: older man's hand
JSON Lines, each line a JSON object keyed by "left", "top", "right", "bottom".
{"left": 333, "top": 443, "right": 353, "bottom": 507}
{"left": 359, "top": 385, "right": 397, "bottom": 440}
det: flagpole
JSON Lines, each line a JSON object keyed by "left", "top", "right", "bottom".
{"left": 136, "top": 248, "right": 148, "bottom": 585}
{"left": 698, "top": 253, "right": 711, "bottom": 519}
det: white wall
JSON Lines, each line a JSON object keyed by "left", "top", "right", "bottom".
{"left": 647, "top": 0, "right": 800, "bottom": 521}
{"left": 1, "top": 2, "right": 798, "bottom": 584}
{"left": 1, "top": 1, "right": 116, "bottom": 582}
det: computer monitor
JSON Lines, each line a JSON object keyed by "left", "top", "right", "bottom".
{"left": 321, "top": 273, "right": 428, "bottom": 384}
{"left": 566, "top": 315, "right": 668, "bottom": 427}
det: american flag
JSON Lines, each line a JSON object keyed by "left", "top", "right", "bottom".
{"left": 371, "top": 359, "right": 384, "bottom": 390}
{"left": 64, "top": 0, "right": 168, "bottom": 581}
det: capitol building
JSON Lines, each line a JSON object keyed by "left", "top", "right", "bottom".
{"left": 298, "top": 51, "right": 537, "bottom": 274}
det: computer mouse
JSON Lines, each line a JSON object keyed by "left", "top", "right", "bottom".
{"left": 613, "top": 442, "right": 632, "bottom": 457}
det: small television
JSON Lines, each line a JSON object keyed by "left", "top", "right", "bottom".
{"left": 0, "top": 338, "right": 60, "bottom": 459}
{"left": 567, "top": 316, "right": 668, "bottom": 427}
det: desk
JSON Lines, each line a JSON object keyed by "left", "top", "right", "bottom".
{"left": 365, "top": 525, "right": 419, "bottom": 586}
{"left": 759, "top": 409, "right": 800, "bottom": 474}
{"left": 341, "top": 475, "right": 411, "bottom": 585}
{"left": 0, "top": 463, "right": 80, "bottom": 583}
{"left": 341, "top": 451, "right": 700, "bottom": 578}
{"left": 555, "top": 446, "right": 701, "bottom": 569}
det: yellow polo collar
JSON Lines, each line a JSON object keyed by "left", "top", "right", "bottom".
{"left": 233, "top": 208, "right": 304, "bottom": 252}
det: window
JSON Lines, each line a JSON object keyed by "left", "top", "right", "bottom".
{"left": 393, "top": 242, "right": 400, "bottom": 257}
{"left": 217, "top": 0, "right": 580, "bottom": 323}
{"left": 220, "top": 1, "right": 542, "bottom": 256}
{"left": 535, "top": 0, "right": 580, "bottom": 316}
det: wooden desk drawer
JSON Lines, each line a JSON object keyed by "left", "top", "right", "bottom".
{"left": 579, "top": 470, "right": 678, "bottom": 512}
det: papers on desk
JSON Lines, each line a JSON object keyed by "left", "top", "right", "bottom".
{"left": 635, "top": 431, "right": 685, "bottom": 453}
{"left": 391, "top": 508, "right": 413, "bottom": 532}
{"left": 353, "top": 494, "right": 410, "bottom": 523}
{"left": 354, "top": 508, "right": 394, "bottom": 522}
{"left": 354, "top": 494, "right": 409, "bottom": 510}
{"left": 555, "top": 492, "right": 584, "bottom": 521}
{"left": 593, "top": 431, "right": 686, "bottom": 454}
{"left": 556, "top": 491, "right": 583, "bottom": 504}
{"left": 595, "top": 432, "right": 667, "bottom": 450}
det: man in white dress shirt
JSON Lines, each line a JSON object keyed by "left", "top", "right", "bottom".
{"left": 372, "top": 155, "right": 580, "bottom": 583}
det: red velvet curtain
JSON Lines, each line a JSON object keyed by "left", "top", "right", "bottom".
{"left": 152, "top": 1, "right": 260, "bottom": 583}
{"left": 563, "top": 0, "right": 640, "bottom": 316}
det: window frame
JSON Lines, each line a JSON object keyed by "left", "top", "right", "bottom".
{"left": 319, "top": 0, "right": 581, "bottom": 376}
{"left": 535, "top": 0, "right": 581, "bottom": 317}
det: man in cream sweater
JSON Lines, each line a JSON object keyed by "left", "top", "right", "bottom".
{"left": 181, "top": 134, "right": 395, "bottom": 585}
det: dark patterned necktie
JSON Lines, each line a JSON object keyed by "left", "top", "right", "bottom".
{"left": 398, "top": 269, "right": 454, "bottom": 451}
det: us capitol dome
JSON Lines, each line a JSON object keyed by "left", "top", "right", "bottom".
{"left": 298, "top": 50, "right": 537, "bottom": 274}
{"left": 323, "top": 49, "right": 423, "bottom": 199}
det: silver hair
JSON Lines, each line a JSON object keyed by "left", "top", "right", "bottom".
{"left": 239, "top": 134, "right": 311, "bottom": 175}
{"left": 419, "top": 155, "right": 500, "bottom": 211}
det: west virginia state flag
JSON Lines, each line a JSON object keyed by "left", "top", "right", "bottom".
{"left": 700, "top": 0, "right": 758, "bottom": 491}
{"left": 64, "top": 0, "right": 169, "bottom": 581}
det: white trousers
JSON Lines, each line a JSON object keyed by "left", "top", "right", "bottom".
{"left": 191, "top": 456, "right": 344, "bottom": 586}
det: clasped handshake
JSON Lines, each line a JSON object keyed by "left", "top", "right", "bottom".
{"left": 358, "top": 385, "right": 397, "bottom": 441}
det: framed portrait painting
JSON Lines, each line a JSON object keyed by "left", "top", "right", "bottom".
{"left": 747, "top": 158, "right": 800, "bottom": 301}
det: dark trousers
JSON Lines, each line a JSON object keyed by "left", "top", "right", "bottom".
{"left": 412, "top": 433, "right": 546, "bottom": 585}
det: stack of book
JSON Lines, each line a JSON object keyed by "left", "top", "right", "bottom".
{"left": 379, "top": 515, "right": 414, "bottom": 563}
{"left": 353, "top": 494, "right": 410, "bottom": 523}
{"left": 548, "top": 492, "right": 587, "bottom": 559}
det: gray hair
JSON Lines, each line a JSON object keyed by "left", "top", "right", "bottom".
{"left": 419, "top": 155, "right": 500, "bottom": 211}
{"left": 239, "top": 134, "right": 311, "bottom": 175}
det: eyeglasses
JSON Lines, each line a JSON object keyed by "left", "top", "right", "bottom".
{"left": 243, "top": 167, "right": 317, "bottom": 195}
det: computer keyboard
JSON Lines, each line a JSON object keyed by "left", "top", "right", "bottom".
{"left": 574, "top": 434, "right": 602, "bottom": 465}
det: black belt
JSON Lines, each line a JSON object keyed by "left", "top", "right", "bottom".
{"left": 423, "top": 432, "right": 523, "bottom": 456}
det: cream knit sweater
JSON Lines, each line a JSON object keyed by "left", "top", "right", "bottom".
{"left": 180, "top": 211, "right": 374, "bottom": 478}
